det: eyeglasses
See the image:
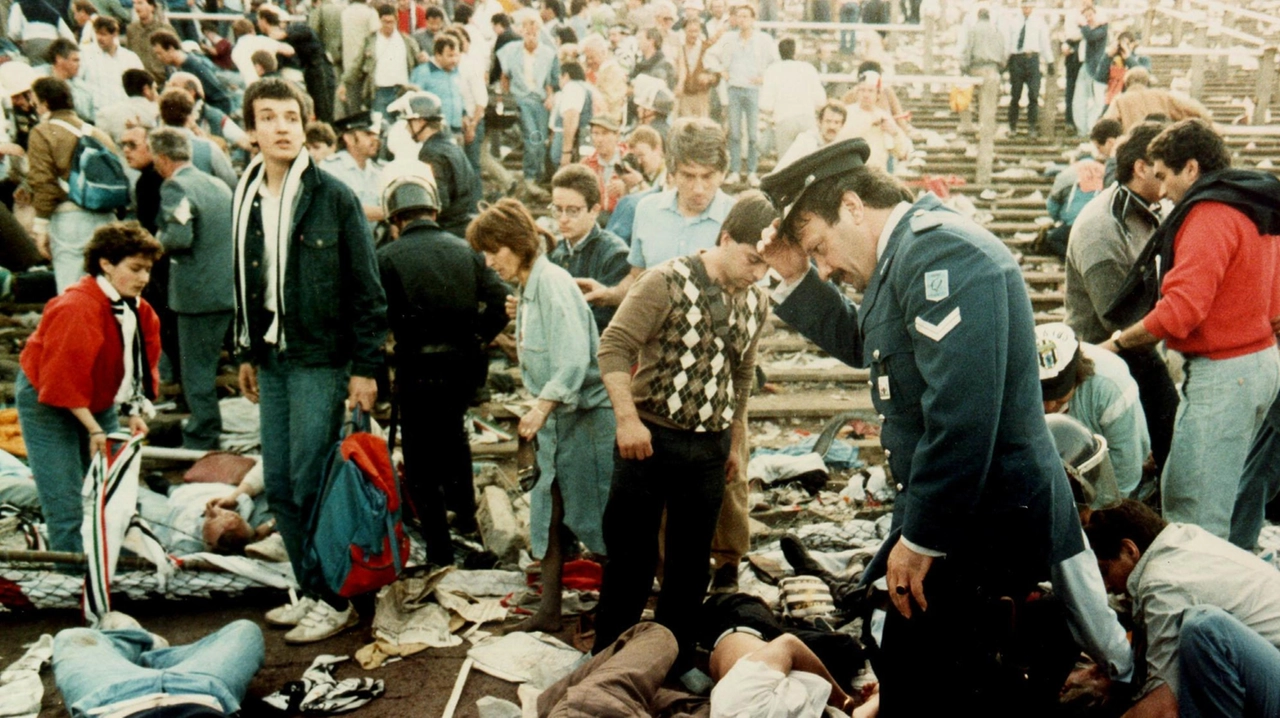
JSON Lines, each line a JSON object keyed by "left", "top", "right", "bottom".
{"left": 548, "top": 204, "right": 587, "bottom": 218}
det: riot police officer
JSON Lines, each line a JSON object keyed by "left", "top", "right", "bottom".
{"left": 376, "top": 175, "right": 511, "bottom": 565}
{"left": 757, "top": 138, "right": 1083, "bottom": 717}
{"left": 387, "top": 91, "right": 483, "bottom": 238}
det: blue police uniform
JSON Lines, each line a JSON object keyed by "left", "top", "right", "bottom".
{"left": 321, "top": 151, "right": 383, "bottom": 230}
{"left": 762, "top": 140, "right": 1083, "bottom": 716}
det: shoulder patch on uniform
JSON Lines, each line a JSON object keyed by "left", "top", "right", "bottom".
{"left": 924, "top": 269, "right": 949, "bottom": 301}
{"left": 909, "top": 209, "right": 946, "bottom": 233}
{"left": 915, "top": 307, "right": 961, "bottom": 341}
{"left": 173, "top": 197, "right": 192, "bottom": 225}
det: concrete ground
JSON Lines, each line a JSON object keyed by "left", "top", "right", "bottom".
{"left": 0, "top": 589, "right": 578, "bottom": 717}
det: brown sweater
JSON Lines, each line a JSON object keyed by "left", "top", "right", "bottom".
{"left": 598, "top": 254, "right": 768, "bottom": 432}
{"left": 27, "top": 111, "right": 118, "bottom": 218}
{"left": 1103, "top": 87, "right": 1211, "bottom": 132}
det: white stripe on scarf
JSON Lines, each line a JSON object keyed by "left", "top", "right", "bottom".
{"left": 232, "top": 151, "right": 311, "bottom": 353}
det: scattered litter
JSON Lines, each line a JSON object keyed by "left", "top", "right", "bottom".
{"left": 747, "top": 452, "right": 828, "bottom": 489}
{"left": 263, "top": 655, "right": 385, "bottom": 714}
{"left": 0, "top": 634, "right": 52, "bottom": 718}
{"left": 476, "top": 695, "right": 523, "bottom": 718}
{"left": 752, "top": 436, "right": 863, "bottom": 471}
{"left": 467, "top": 632, "right": 584, "bottom": 690}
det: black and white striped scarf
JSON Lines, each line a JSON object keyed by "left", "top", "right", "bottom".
{"left": 232, "top": 151, "right": 311, "bottom": 355}
{"left": 97, "top": 276, "right": 154, "bottom": 418}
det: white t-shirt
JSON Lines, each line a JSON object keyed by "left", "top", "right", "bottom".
{"left": 550, "top": 81, "right": 587, "bottom": 132}
{"left": 374, "top": 31, "right": 410, "bottom": 88}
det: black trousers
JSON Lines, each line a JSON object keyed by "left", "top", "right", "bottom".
{"left": 1008, "top": 53, "right": 1042, "bottom": 131}
{"left": 1120, "top": 347, "right": 1179, "bottom": 473}
{"left": 593, "top": 422, "right": 731, "bottom": 671}
{"left": 398, "top": 354, "right": 478, "bottom": 565}
{"left": 873, "top": 557, "right": 1063, "bottom": 718}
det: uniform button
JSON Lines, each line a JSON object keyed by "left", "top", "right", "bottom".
{"left": 867, "top": 380, "right": 874, "bottom": 388}
{"left": 896, "top": 483, "right": 904, "bottom": 491}
{"left": 884, "top": 449, "right": 892, "bottom": 458}
{"left": 877, "top": 414, "right": 885, "bottom": 421}
{"left": 873, "top": 349, "right": 881, "bottom": 360}
{"left": 251, "top": 261, "right": 259, "bottom": 268}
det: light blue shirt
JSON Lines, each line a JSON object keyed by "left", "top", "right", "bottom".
{"left": 720, "top": 30, "right": 778, "bottom": 88}
{"left": 517, "top": 255, "right": 609, "bottom": 410}
{"left": 1068, "top": 343, "right": 1151, "bottom": 497}
{"left": 497, "top": 39, "right": 560, "bottom": 101}
{"left": 410, "top": 60, "right": 466, "bottom": 129}
{"left": 320, "top": 150, "right": 383, "bottom": 227}
{"left": 627, "top": 188, "right": 735, "bottom": 269}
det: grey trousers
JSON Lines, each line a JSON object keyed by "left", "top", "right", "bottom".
{"left": 177, "top": 311, "right": 232, "bottom": 450}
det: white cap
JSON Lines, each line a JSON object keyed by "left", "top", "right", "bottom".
{"left": 0, "top": 62, "right": 39, "bottom": 97}
{"left": 1035, "top": 322, "right": 1080, "bottom": 382}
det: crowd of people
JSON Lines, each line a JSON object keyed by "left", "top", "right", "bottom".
{"left": 2, "top": 0, "right": 1280, "bottom": 716}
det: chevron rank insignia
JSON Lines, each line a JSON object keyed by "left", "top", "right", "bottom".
{"left": 915, "top": 307, "right": 961, "bottom": 341}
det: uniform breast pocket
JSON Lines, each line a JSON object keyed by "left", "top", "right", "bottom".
{"left": 867, "top": 324, "right": 924, "bottom": 419}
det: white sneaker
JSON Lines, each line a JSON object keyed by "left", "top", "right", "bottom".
{"left": 725, "top": 172, "right": 741, "bottom": 185}
{"left": 283, "top": 601, "right": 358, "bottom": 644}
{"left": 747, "top": 173, "right": 761, "bottom": 188}
{"left": 98, "top": 611, "right": 169, "bottom": 649}
{"left": 265, "top": 595, "right": 316, "bottom": 627}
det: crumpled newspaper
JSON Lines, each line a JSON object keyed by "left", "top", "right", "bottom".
{"left": 466, "top": 632, "right": 584, "bottom": 690}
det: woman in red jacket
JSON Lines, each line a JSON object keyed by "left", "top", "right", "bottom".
{"left": 17, "top": 221, "right": 163, "bottom": 553}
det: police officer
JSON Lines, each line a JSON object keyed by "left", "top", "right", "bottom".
{"left": 757, "top": 138, "right": 1082, "bottom": 716}
{"left": 387, "top": 90, "right": 483, "bottom": 238}
{"left": 322, "top": 111, "right": 386, "bottom": 230}
{"left": 376, "top": 175, "right": 511, "bottom": 565}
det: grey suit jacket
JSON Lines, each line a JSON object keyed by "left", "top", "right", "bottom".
{"left": 157, "top": 164, "right": 235, "bottom": 314}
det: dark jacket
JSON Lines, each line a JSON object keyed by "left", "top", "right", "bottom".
{"left": 234, "top": 160, "right": 388, "bottom": 377}
{"left": 548, "top": 225, "right": 630, "bottom": 330}
{"left": 181, "top": 53, "right": 233, "bottom": 116}
{"left": 418, "top": 133, "right": 482, "bottom": 238}
{"left": 1105, "top": 168, "right": 1280, "bottom": 327}
{"left": 776, "top": 194, "right": 1083, "bottom": 590}
{"left": 376, "top": 218, "right": 509, "bottom": 372}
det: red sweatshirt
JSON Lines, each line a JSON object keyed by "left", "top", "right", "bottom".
{"left": 1143, "top": 202, "right": 1280, "bottom": 360}
{"left": 20, "top": 276, "right": 162, "bottom": 414}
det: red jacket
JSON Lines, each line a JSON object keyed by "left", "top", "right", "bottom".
{"left": 1143, "top": 202, "right": 1280, "bottom": 360}
{"left": 20, "top": 276, "right": 162, "bottom": 413}
{"left": 583, "top": 143, "right": 629, "bottom": 212}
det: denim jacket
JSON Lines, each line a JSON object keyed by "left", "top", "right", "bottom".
{"left": 235, "top": 161, "right": 388, "bottom": 377}
{"left": 517, "top": 256, "right": 609, "bottom": 411}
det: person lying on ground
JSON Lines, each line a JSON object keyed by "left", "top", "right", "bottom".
{"left": 536, "top": 621, "right": 878, "bottom": 717}
{"left": 52, "top": 611, "right": 264, "bottom": 718}
{"left": 135, "top": 459, "right": 277, "bottom": 556}
{"left": 0, "top": 447, "right": 40, "bottom": 512}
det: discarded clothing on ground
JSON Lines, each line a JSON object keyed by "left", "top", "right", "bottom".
{"left": 263, "top": 654, "right": 384, "bottom": 714}
{"left": 0, "top": 634, "right": 52, "bottom": 718}
{"left": 752, "top": 437, "right": 863, "bottom": 471}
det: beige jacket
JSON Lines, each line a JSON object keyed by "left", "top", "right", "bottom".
{"left": 27, "top": 110, "right": 118, "bottom": 218}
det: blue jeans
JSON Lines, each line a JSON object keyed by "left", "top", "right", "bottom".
{"left": 727, "top": 87, "right": 761, "bottom": 174}
{"left": 1230, "top": 396, "right": 1280, "bottom": 550}
{"left": 1162, "top": 346, "right": 1280, "bottom": 538}
{"left": 256, "top": 349, "right": 349, "bottom": 604}
{"left": 516, "top": 94, "right": 549, "bottom": 181}
{"left": 50, "top": 207, "right": 114, "bottom": 293}
{"left": 372, "top": 86, "right": 400, "bottom": 117}
{"left": 465, "top": 117, "right": 486, "bottom": 174}
{"left": 53, "top": 620, "right": 264, "bottom": 717}
{"left": 1178, "top": 605, "right": 1280, "bottom": 718}
{"left": 15, "top": 370, "right": 118, "bottom": 553}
